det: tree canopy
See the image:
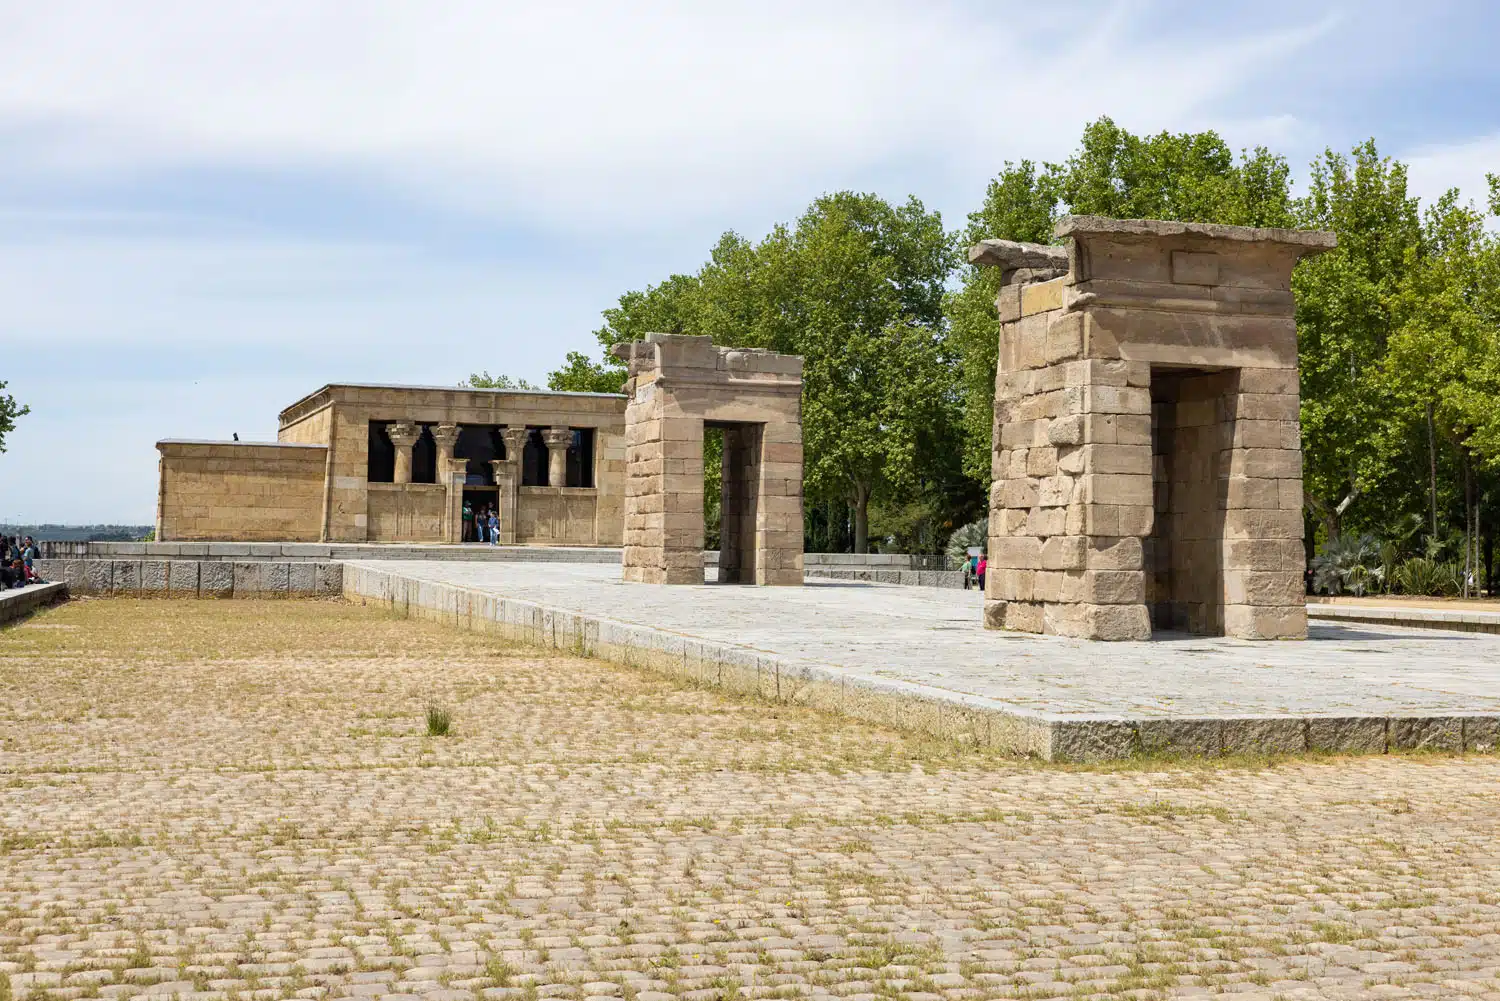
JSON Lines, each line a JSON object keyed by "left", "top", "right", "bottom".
{"left": 488, "top": 116, "right": 1500, "bottom": 582}
{"left": 0, "top": 381, "right": 28, "bottom": 453}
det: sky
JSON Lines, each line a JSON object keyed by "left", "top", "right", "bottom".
{"left": 1, "top": 0, "right": 1497, "bottom": 525}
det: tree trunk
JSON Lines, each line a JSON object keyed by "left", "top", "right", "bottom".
{"left": 1463, "top": 450, "right": 1474, "bottom": 597}
{"left": 851, "top": 482, "right": 870, "bottom": 554}
{"left": 1427, "top": 401, "right": 1440, "bottom": 541}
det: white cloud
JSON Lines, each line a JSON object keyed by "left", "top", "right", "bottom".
{"left": 1404, "top": 133, "right": 1500, "bottom": 215}
{"left": 0, "top": 1, "right": 1335, "bottom": 229}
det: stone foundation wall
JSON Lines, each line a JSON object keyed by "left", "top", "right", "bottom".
{"left": 517, "top": 487, "right": 599, "bottom": 545}
{"left": 157, "top": 441, "right": 327, "bottom": 542}
{"left": 35, "top": 560, "right": 343, "bottom": 597}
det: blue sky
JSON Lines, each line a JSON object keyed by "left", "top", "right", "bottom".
{"left": 1, "top": 0, "right": 1497, "bottom": 524}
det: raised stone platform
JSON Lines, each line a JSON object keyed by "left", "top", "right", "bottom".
{"left": 1309, "top": 601, "right": 1500, "bottom": 635}
{"left": 344, "top": 559, "right": 1500, "bottom": 761}
{"left": 0, "top": 581, "right": 68, "bottom": 626}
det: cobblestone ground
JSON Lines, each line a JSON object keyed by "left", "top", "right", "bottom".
{"left": 3, "top": 600, "right": 1500, "bottom": 1001}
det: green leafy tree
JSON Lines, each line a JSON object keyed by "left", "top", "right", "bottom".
{"left": 462, "top": 371, "right": 537, "bottom": 390}
{"left": 946, "top": 160, "right": 1058, "bottom": 481}
{"left": 560, "top": 191, "right": 961, "bottom": 552}
{"left": 0, "top": 381, "right": 28, "bottom": 452}
{"left": 1292, "top": 140, "right": 1423, "bottom": 541}
{"left": 546, "top": 352, "right": 626, "bottom": 393}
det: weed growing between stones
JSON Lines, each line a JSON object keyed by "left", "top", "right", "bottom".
{"left": 425, "top": 703, "right": 452, "bottom": 737}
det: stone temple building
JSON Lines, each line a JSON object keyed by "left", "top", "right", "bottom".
{"left": 973, "top": 216, "right": 1335, "bottom": 641}
{"left": 156, "top": 384, "right": 626, "bottom": 544}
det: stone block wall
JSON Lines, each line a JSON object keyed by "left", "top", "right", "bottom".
{"left": 35, "top": 560, "right": 343, "bottom": 598}
{"left": 156, "top": 441, "right": 328, "bottom": 542}
{"left": 366, "top": 483, "right": 448, "bottom": 542}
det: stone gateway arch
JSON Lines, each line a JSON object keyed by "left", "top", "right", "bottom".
{"left": 973, "top": 216, "right": 1336, "bottom": 641}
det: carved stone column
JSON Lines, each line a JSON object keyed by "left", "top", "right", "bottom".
{"left": 431, "top": 423, "right": 462, "bottom": 542}
{"left": 388, "top": 421, "right": 420, "bottom": 484}
{"left": 543, "top": 426, "right": 573, "bottom": 487}
{"left": 493, "top": 426, "right": 529, "bottom": 545}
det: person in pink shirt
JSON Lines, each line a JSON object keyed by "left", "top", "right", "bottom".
{"left": 976, "top": 554, "right": 987, "bottom": 591}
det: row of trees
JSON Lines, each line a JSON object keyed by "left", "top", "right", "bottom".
{"left": 511, "top": 117, "right": 1500, "bottom": 583}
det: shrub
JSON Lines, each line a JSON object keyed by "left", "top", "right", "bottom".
{"left": 1310, "top": 534, "right": 1382, "bottom": 596}
{"left": 1390, "top": 557, "right": 1460, "bottom": 597}
{"left": 425, "top": 704, "right": 452, "bottom": 737}
{"left": 945, "top": 518, "right": 987, "bottom": 568}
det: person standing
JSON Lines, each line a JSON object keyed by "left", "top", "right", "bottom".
{"left": 976, "top": 553, "right": 987, "bottom": 592}
{"left": 475, "top": 505, "right": 488, "bottom": 543}
{"left": 461, "top": 500, "right": 474, "bottom": 542}
{"left": 488, "top": 508, "right": 499, "bottom": 546}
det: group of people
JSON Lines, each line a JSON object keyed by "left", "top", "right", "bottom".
{"left": 461, "top": 502, "right": 501, "bottom": 544}
{"left": 963, "top": 551, "right": 987, "bottom": 591}
{"left": 1, "top": 535, "right": 41, "bottom": 589}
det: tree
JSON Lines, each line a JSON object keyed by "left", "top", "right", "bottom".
{"left": 559, "top": 191, "right": 962, "bottom": 552}
{"left": 462, "top": 371, "right": 537, "bottom": 390}
{"left": 1384, "top": 188, "right": 1500, "bottom": 589}
{"left": 946, "top": 160, "right": 1058, "bottom": 481}
{"left": 0, "top": 382, "right": 28, "bottom": 453}
{"left": 1292, "top": 140, "right": 1423, "bottom": 542}
{"left": 547, "top": 352, "right": 626, "bottom": 394}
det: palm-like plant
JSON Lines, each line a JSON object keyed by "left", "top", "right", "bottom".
{"left": 1310, "top": 534, "right": 1382, "bottom": 596}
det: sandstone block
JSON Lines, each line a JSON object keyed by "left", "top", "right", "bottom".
{"left": 1040, "top": 535, "right": 1087, "bottom": 570}
{"left": 1086, "top": 536, "right": 1143, "bottom": 571}
{"left": 1081, "top": 473, "right": 1153, "bottom": 507}
{"left": 1083, "top": 570, "right": 1145, "bottom": 604}
{"left": 1047, "top": 414, "right": 1084, "bottom": 446}
{"left": 1084, "top": 603, "right": 1151, "bottom": 640}
{"left": 1237, "top": 367, "right": 1300, "bottom": 395}
{"left": 991, "top": 537, "right": 1042, "bottom": 570}
{"left": 1222, "top": 604, "right": 1307, "bottom": 640}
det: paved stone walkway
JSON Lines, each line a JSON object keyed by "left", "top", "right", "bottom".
{"left": 5, "top": 599, "right": 1500, "bottom": 1001}
{"left": 354, "top": 561, "right": 1500, "bottom": 721}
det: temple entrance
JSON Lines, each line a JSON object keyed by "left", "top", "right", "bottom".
{"left": 1146, "top": 366, "right": 1236, "bottom": 635}
{"left": 462, "top": 486, "right": 500, "bottom": 542}
{"left": 709, "top": 420, "right": 764, "bottom": 584}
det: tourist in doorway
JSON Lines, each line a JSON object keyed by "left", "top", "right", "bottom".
{"left": 488, "top": 508, "right": 499, "bottom": 545}
{"left": 976, "top": 553, "right": 987, "bottom": 592}
{"left": 475, "top": 505, "right": 488, "bottom": 544}
{"left": 462, "top": 500, "right": 475, "bottom": 542}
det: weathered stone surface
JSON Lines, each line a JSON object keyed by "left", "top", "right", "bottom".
{"left": 200, "top": 561, "right": 234, "bottom": 597}
{"left": 975, "top": 216, "right": 1332, "bottom": 641}
{"left": 1390, "top": 716, "right": 1463, "bottom": 752}
{"left": 111, "top": 560, "right": 141, "bottom": 595}
{"left": 168, "top": 560, "right": 200, "bottom": 596}
{"left": 617, "top": 334, "right": 803, "bottom": 587}
{"left": 140, "top": 560, "right": 169, "bottom": 594}
{"left": 1308, "top": 717, "right": 1387, "bottom": 754}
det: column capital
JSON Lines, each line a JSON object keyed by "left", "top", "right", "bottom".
{"left": 542, "top": 426, "right": 574, "bottom": 450}
{"left": 500, "top": 425, "right": 530, "bottom": 456}
{"left": 430, "top": 422, "right": 460, "bottom": 449}
{"left": 387, "top": 421, "right": 420, "bottom": 447}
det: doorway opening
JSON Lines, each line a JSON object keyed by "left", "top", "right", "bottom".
{"left": 708, "top": 420, "right": 764, "bottom": 584}
{"left": 1146, "top": 366, "right": 1237, "bottom": 635}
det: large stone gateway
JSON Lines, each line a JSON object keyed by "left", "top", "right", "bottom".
{"left": 974, "top": 216, "right": 1336, "bottom": 640}
{"left": 614, "top": 333, "right": 804, "bottom": 585}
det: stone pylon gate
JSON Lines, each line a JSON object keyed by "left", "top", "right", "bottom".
{"left": 973, "top": 216, "right": 1336, "bottom": 640}
{"left": 613, "top": 333, "right": 804, "bottom": 585}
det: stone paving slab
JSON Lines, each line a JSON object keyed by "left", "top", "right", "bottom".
{"left": 346, "top": 560, "right": 1500, "bottom": 760}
